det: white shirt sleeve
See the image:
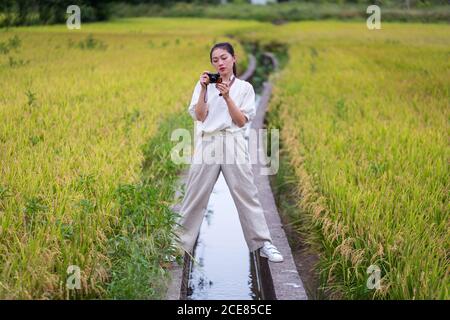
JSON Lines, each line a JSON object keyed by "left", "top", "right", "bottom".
{"left": 240, "top": 83, "right": 256, "bottom": 123}
{"left": 188, "top": 80, "right": 202, "bottom": 121}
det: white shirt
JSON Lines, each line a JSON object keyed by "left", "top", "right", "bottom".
{"left": 188, "top": 74, "right": 256, "bottom": 134}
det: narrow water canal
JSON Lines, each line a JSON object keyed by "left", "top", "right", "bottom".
{"left": 187, "top": 49, "right": 275, "bottom": 300}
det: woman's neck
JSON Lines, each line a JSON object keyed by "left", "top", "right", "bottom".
{"left": 221, "top": 73, "right": 234, "bottom": 83}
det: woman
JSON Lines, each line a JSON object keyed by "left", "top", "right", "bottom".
{"left": 174, "top": 42, "right": 283, "bottom": 263}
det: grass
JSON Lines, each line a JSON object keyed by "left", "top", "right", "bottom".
{"left": 0, "top": 17, "right": 448, "bottom": 300}
{"left": 109, "top": 2, "right": 450, "bottom": 24}
{"left": 105, "top": 112, "right": 190, "bottom": 299}
{"left": 0, "top": 17, "right": 250, "bottom": 299}
{"left": 2, "top": 2, "right": 449, "bottom": 27}
{"left": 248, "top": 21, "right": 449, "bottom": 299}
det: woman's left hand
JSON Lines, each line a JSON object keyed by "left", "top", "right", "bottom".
{"left": 215, "top": 82, "right": 230, "bottom": 98}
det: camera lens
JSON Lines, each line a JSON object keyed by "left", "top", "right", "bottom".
{"left": 208, "top": 73, "right": 220, "bottom": 83}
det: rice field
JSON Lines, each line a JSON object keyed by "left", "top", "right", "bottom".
{"left": 0, "top": 17, "right": 448, "bottom": 299}
{"left": 242, "top": 21, "right": 449, "bottom": 299}
{"left": 0, "top": 18, "right": 252, "bottom": 299}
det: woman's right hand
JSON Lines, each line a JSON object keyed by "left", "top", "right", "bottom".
{"left": 200, "top": 71, "right": 210, "bottom": 89}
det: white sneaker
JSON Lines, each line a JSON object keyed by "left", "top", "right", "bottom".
{"left": 259, "top": 241, "right": 284, "bottom": 263}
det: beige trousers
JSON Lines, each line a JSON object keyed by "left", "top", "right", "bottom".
{"left": 174, "top": 128, "right": 272, "bottom": 254}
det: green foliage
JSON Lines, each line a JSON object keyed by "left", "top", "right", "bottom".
{"left": 109, "top": 1, "right": 450, "bottom": 24}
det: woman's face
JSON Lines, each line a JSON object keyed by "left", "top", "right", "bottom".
{"left": 211, "top": 48, "right": 235, "bottom": 76}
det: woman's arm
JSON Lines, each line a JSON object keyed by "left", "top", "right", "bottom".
{"left": 224, "top": 95, "right": 247, "bottom": 128}
{"left": 194, "top": 71, "right": 211, "bottom": 122}
{"left": 194, "top": 86, "right": 208, "bottom": 122}
{"left": 215, "top": 81, "right": 248, "bottom": 127}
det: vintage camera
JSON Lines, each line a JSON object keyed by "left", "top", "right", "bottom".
{"left": 207, "top": 72, "right": 222, "bottom": 84}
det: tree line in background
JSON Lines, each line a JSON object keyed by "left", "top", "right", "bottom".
{"left": 0, "top": 0, "right": 448, "bottom": 27}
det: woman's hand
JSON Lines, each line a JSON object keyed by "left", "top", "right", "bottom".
{"left": 200, "top": 71, "right": 210, "bottom": 89}
{"left": 216, "top": 82, "right": 230, "bottom": 98}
